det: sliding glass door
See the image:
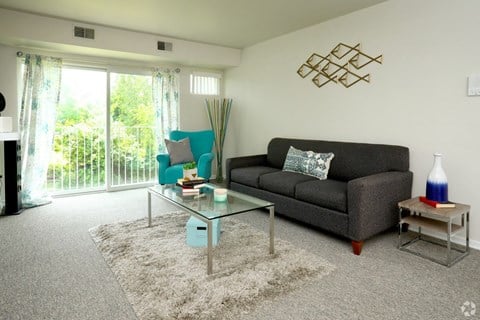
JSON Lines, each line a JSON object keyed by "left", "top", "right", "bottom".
{"left": 48, "top": 67, "right": 107, "bottom": 193}
{"left": 47, "top": 67, "right": 158, "bottom": 194}
{"left": 108, "top": 72, "right": 157, "bottom": 189}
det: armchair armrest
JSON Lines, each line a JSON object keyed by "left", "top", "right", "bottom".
{"left": 197, "top": 152, "right": 214, "bottom": 181}
{"left": 347, "top": 171, "right": 413, "bottom": 241}
{"left": 226, "top": 154, "right": 268, "bottom": 188}
{"left": 156, "top": 153, "right": 170, "bottom": 165}
{"left": 156, "top": 153, "right": 170, "bottom": 184}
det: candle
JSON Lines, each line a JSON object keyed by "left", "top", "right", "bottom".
{"left": 214, "top": 188, "right": 228, "bottom": 202}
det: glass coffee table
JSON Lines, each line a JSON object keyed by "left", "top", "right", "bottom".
{"left": 147, "top": 184, "right": 275, "bottom": 275}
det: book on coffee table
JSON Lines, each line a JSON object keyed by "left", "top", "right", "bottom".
{"left": 176, "top": 178, "right": 206, "bottom": 188}
{"left": 182, "top": 188, "right": 200, "bottom": 196}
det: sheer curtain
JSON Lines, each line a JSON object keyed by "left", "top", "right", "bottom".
{"left": 19, "top": 54, "right": 62, "bottom": 208}
{"left": 152, "top": 69, "right": 179, "bottom": 152}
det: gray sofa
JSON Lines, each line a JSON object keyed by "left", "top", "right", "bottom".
{"left": 226, "top": 137, "right": 413, "bottom": 255}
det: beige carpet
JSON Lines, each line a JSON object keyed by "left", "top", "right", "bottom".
{"left": 89, "top": 211, "right": 335, "bottom": 320}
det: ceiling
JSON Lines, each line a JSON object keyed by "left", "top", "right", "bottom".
{"left": 0, "top": 0, "right": 387, "bottom": 49}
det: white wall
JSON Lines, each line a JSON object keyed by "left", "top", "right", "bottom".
{"left": 0, "top": 7, "right": 241, "bottom": 69}
{"left": 178, "top": 70, "right": 219, "bottom": 130}
{"left": 225, "top": 0, "right": 480, "bottom": 245}
{"left": 0, "top": 45, "right": 19, "bottom": 125}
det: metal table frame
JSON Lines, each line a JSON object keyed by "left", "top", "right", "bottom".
{"left": 147, "top": 186, "right": 275, "bottom": 275}
{"left": 398, "top": 197, "right": 470, "bottom": 267}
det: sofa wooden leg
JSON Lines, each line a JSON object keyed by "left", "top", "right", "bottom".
{"left": 351, "top": 240, "right": 364, "bottom": 255}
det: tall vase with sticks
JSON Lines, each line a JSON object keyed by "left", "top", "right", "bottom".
{"left": 205, "top": 98, "right": 232, "bottom": 183}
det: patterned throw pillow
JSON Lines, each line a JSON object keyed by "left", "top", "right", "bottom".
{"left": 282, "top": 146, "right": 334, "bottom": 180}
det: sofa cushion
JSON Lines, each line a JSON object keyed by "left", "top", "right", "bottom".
{"left": 295, "top": 179, "right": 348, "bottom": 213}
{"left": 259, "top": 171, "right": 317, "bottom": 197}
{"left": 282, "top": 146, "right": 334, "bottom": 179}
{"left": 231, "top": 166, "right": 280, "bottom": 188}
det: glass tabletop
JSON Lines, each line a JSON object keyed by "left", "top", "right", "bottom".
{"left": 148, "top": 183, "right": 273, "bottom": 220}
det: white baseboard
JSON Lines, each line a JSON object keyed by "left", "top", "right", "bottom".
{"left": 471, "top": 239, "right": 480, "bottom": 251}
{"left": 407, "top": 226, "right": 480, "bottom": 251}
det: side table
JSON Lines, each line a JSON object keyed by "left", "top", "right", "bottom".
{"left": 398, "top": 197, "right": 470, "bottom": 267}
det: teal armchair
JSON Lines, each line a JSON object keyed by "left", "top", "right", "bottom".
{"left": 157, "top": 130, "right": 214, "bottom": 184}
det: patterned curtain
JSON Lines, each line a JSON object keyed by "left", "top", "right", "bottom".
{"left": 19, "top": 54, "right": 62, "bottom": 208}
{"left": 152, "top": 69, "right": 179, "bottom": 153}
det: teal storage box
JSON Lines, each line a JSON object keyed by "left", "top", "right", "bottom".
{"left": 186, "top": 216, "right": 221, "bottom": 247}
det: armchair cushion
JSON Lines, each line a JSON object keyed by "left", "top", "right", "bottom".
{"left": 165, "top": 138, "right": 194, "bottom": 165}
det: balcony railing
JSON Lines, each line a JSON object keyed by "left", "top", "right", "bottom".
{"left": 47, "top": 125, "right": 158, "bottom": 193}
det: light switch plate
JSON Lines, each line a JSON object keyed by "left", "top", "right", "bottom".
{"left": 467, "top": 74, "right": 480, "bottom": 96}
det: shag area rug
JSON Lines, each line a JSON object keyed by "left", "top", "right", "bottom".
{"left": 89, "top": 212, "right": 335, "bottom": 320}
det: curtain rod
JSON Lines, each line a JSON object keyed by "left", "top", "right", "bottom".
{"left": 15, "top": 50, "right": 183, "bottom": 73}
{"left": 155, "top": 67, "right": 181, "bottom": 73}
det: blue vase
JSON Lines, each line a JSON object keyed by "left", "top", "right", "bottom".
{"left": 426, "top": 153, "right": 448, "bottom": 202}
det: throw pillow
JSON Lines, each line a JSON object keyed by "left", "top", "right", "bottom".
{"left": 282, "top": 146, "right": 305, "bottom": 173}
{"left": 282, "top": 146, "right": 334, "bottom": 180}
{"left": 165, "top": 138, "right": 195, "bottom": 165}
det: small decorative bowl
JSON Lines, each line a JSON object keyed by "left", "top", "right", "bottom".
{"left": 214, "top": 188, "right": 228, "bottom": 202}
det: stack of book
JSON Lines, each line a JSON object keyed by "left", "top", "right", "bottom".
{"left": 177, "top": 178, "right": 206, "bottom": 196}
{"left": 181, "top": 188, "right": 200, "bottom": 196}
{"left": 419, "top": 196, "right": 456, "bottom": 208}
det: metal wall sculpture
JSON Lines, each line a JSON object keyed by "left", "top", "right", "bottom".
{"left": 297, "top": 43, "right": 383, "bottom": 88}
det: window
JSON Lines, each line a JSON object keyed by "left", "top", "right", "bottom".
{"left": 190, "top": 72, "right": 221, "bottom": 95}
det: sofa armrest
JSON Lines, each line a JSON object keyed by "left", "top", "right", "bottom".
{"left": 347, "top": 171, "right": 413, "bottom": 241}
{"left": 226, "top": 154, "right": 268, "bottom": 188}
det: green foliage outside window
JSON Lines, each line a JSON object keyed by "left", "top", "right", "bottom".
{"left": 47, "top": 73, "right": 158, "bottom": 191}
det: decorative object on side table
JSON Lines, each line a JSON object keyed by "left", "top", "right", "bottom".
{"left": 205, "top": 98, "right": 232, "bottom": 183}
{"left": 426, "top": 153, "right": 448, "bottom": 203}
